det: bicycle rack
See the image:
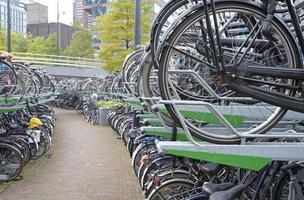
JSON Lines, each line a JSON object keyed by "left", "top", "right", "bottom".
{"left": 162, "top": 69, "right": 304, "bottom": 139}
{"left": 149, "top": 69, "right": 304, "bottom": 170}
{"left": 155, "top": 103, "right": 303, "bottom": 129}
{"left": 0, "top": 92, "right": 55, "bottom": 113}
{"left": 139, "top": 97, "right": 172, "bottom": 127}
{"left": 156, "top": 140, "right": 304, "bottom": 171}
{"left": 123, "top": 97, "right": 142, "bottom": 106}
{"left": 155, "top": 100, "right": 304, "bottom": 171}
{"left": 140, "top": 99, "right": 302, "bottom": 137}
{"left": 141, "top": 126, "right": 199, "bottom": 141}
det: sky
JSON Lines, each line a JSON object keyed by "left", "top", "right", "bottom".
{"left": 29, "top": 0, "right": 166, "bottom": 26}
{"left": 33, "top": 0, "right": 74, "bottom": 25}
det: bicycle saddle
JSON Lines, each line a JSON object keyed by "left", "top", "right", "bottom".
{"left": 198, "top": 163, "right": 223, "bottom": 177}
{"left": 202, "top": 182, "right": 235, "bottom": 195}
{"left": 209, "top": 184, "right": 246, "bottom": 200}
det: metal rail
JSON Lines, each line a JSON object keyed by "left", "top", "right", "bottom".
{"left": 11, "top": 52, "right": 102, "bottom": 69}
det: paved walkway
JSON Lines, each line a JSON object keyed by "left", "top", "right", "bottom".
{"left": 0, "top": 109, "right": 142, "bottom": 200}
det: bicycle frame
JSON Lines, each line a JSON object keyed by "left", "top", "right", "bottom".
{"left": 201, "top": 0, "right": 304, "bottom": 113}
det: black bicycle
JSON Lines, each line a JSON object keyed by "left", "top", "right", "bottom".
{"left": 157, "top": 0, "right": 304, "bottom": 144}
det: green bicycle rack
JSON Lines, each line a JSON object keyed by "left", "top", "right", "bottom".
{"left": 155, "top": 100, "right": 304, "bottom": 171}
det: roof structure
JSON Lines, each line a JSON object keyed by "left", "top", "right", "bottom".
{"left": 44, "top": 66, "right": 108, "bottom": 78}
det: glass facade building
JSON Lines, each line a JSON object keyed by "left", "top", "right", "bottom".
{"left": 83, "top": 0, "right": 109, "bottom": 28}
{"left": 81, "top": 0, "right": 111, "bottom": 51}
{"left": 84, "top": 0, "right": 109, "bottom": 4}
{"left": 73, "top": 0, "right": 87, "bottom": 27}
{"left": 0, "top": 0, "right": 27, "bottom": 35}
{"left": 75, "top": 0, "right": 158, "bottom": 51}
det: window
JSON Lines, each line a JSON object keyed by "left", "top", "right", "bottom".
{"left": 1, "top": 6, "right": 5, "bottom": 14}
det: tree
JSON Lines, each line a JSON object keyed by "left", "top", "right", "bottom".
{"left": 12, "top": 32, "right": 31, "bottom": 53}
{"left": 0, "top": 22, "right": 7, "bottom": 51}
{"left": 45, "top": 33, "right": 57, "bottom": 55}
{"left": 0, "top": 30, "right": 57, "bottom": 55}
{"left": 62, "top": 27, "right": 94, "bottom": 58}
{"left": 27, "top": 36, "right": 48, "bottom": 54}
{"left": 0, "top": 29, "right": 5, "bottom": 51}
{"left": 95, "top": 0, "right": 153, "bottom": 72}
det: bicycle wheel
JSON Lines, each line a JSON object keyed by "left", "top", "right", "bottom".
{"left": 0, "top": 143, "right": 24, "bottom": 181}
{"left": 138, "top": 49, "right": 174, "bottom": 126}
{"left": 12, "top": 136, "right": 32, "bottom": 165}
{"left": 137, "top": 151, "right": 162, "bottom": 181}
{"left": 0, "top": 61, "right": 19, "bottom": 106}
{"left": 110, "top": 113, "right": 121, "bottom": 131}
{"left": 122, "top": 49, "right": 144, "bottom": 94}
{"left": 158, "top": 0, "right": 301, "bottom": 144}
{"left": 121, "top": 121, "right": 132, "bottom": 144}
{"left": 147, "top": 178, "right": 195, "bottom": 200}
{"left": 140, "top": 156, "right": 174, "bottom": 189}
{"left": 151, "top": 0, "right": 200, "bottom": 65}
{"left": 145, "top": 168, "right": 197, "bottom": 197}
{"left": 32, "top": 131, "right": 49, "bottom": 159}
{"left": 14, "top": 63, "right": 37, "bottom": 96}
{"left": 132, "top": 142, "right": 157, "bottom": 176}
{"left": 272, "top": 165, "right": 304, "bottom": 200}
{"left": 90, "top": 109, "right": 98, "bottom": 125}
{"left": 113, "top": 116, "right": 126, "bottom": 135}
{"left": 76, "top": 103, "right": 83, "bottom": 115}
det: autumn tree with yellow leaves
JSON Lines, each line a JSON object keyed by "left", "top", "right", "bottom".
{"left": 95, "top": 0, "right": 153, "bottom": 72}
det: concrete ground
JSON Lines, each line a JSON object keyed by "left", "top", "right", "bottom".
{"left": 0, "top": 109, "right": 143, "bottom": 200}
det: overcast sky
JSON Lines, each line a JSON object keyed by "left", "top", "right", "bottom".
{"left": 33, "top": 0, "right": 74, "bottom": 25}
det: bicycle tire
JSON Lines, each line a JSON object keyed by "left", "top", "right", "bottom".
{"left": 146, "top": 178, "right": 195, "bottom": 200}
{"left": 272, "top": 165, "right": 304, "bottom": 200}
{"left": 158, "top": 0, "right": 301, "bottom": 144}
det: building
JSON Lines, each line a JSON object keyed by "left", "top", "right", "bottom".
{"left": 45, "top": 66, "right": 107, "bottom": 80}
{"left": 84, "top": 0, "right": 109, "bottom": 50}
{"left": 27, "top": 22, "right": 74, "bottom": 49}
{"left": 0, "top": 0, "right": 27, "bottom": 35}
{"left": 83, "top": 0, "right": 109, "bottom": 28}
{"left": 26, "top": 2, "right": 48, "bottom": 25}
{"left": 73, "top": 0, "right": 89, "bottom": 27}
{"left": 73, "top": 0, "right": 159, "bottom": 52}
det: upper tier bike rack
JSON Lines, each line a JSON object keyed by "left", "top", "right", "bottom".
{"left": 0, "top": 92, "right": 55, "bottom": 113}
{"left": 155, "top": 99, "right": 304, "bottom": 171}
{"left": 139, "top": 68, "right": 304, "bottom": 170}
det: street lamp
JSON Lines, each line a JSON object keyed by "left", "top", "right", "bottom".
{"left": 7, "top": 0, "right": 11, "bottom": 52}
{"left": 57, "top": 0, "right": 60, "bottom": 56}
{"left": 134, "top": 0, "right": 141, "bottom": 48}
{"left": 56, "top": 1, "right": 65, "bottom": 56}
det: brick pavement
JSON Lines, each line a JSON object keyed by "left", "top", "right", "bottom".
{"left": 0, "top": 109, "right": 143, "bottom": 200}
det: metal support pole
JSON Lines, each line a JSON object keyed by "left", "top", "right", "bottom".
{"left": 57, "top": 0, "right": 60, "bottom": 56}
{"left": 7, "top": 0, "right": 11, "bottom": 52}
{"left": 134, "top": 0, "right": 141, "bottom": 48}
